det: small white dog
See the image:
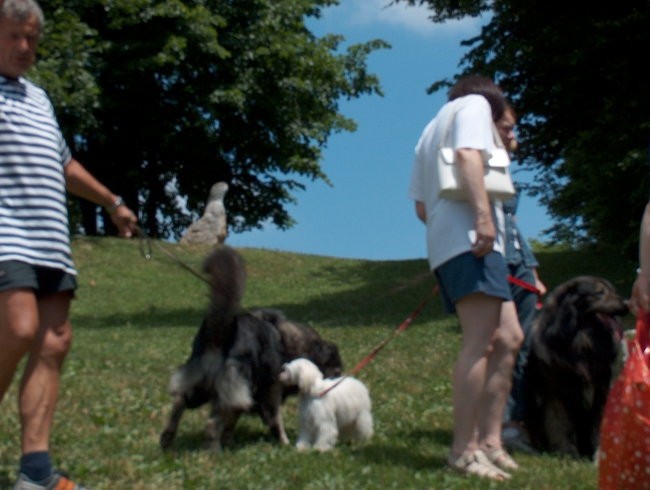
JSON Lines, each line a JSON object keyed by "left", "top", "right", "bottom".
{"left": 279, "top": 358, "right": 373, "bottom": 451}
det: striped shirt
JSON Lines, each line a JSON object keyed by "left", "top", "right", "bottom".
{"left": 0, "top": 75, "right": 75, "bottom": 275}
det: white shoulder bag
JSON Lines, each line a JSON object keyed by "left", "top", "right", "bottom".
{"left": 437, "top": 109, "right": 516, "bottom": 201}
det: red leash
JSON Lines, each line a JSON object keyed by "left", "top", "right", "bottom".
{"left": 318, "top": 275, "right": 542, "bottom": 397}
{"left": 318, "top": 285, "right": 438, "bottom": 397}
{"left": 507, "top": 274, "right": 543, "bottom": 309}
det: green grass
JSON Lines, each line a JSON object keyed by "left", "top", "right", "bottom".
{"left": 0, "top": 237, "right": 638, "bottom": 489}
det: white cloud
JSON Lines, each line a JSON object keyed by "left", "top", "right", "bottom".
{"left": 326, "top": 0, "right": 484, "bottom": 38}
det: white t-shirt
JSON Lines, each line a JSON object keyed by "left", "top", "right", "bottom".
{"left": 408, "top": 94, "right": 505, "bottom": 271}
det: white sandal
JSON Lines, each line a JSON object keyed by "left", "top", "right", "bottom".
{"left": 447, "top": 449, "right": 512, "bottom": 481}
{"left": 482, "top": 446, "right": 519, "bottom": 471}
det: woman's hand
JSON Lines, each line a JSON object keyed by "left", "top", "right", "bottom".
{"left": 472, "top": 216, "right": 496, "bottom": 257}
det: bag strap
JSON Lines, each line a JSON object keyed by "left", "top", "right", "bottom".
{"left": 439, "top": 98, "right": 461, "bottom": 149}
{"left": 440, "top": 98, "right": 506, "bottom": 152}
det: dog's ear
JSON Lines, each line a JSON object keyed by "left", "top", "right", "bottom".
{"left": 310, "top": 343, "right": 344, "bottom": 378}
{"left": 297, "top": 360, "right": 323, "bottom": 393}
{"left": 547, "top": 278, "right": 581, "bottom": 307}
{"left": 534, "top": 278, "right": 584, "bottom": 339}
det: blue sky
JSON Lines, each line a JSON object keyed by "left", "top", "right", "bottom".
{"left": 228, "top": 1, "right": 551, "bottom": 261}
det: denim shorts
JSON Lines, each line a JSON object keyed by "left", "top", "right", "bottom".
{"left": 434, "top": 251, "right": 512, "bottom": 313}
{"left": 0, "top": 261, "right": 77, "bottom": 297}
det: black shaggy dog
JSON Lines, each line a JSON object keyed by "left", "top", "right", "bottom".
{"left": 249, "top": 307, "right": 343, "bottom": 397}
{"left": 523, "top": 275, "right": 629, "bottom": 459}
{"left": 159, "top": 245, "right": 343, "bottom": 452}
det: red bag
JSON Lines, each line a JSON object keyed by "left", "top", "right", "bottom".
{"left": 598, "top": 309, "right": 650, "bottom": 489}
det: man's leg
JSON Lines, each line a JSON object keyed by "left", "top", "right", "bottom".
{"left": 0, "top": 289, "right": 40, "bottom": 403}
{"left": 19, "top": 292, "right": 72, "bottom": 455}
{"left": 14, "top": 293, "right": 86, "bottom": 490}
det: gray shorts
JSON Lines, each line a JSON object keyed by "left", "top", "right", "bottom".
{"left": 434, "top": 251, "right": 512, "bottom": 313}
{"left": 0, "top": 261, "right": 77, "bottom": 297}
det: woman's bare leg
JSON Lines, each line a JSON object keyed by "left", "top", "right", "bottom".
{"left": 451, "top": 292, "right": 503, "bottom": 456}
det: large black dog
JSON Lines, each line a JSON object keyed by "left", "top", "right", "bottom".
{"left": 159, "top": 245, "right": 343, "bottom": 452}
{"left": 523, "top": 275, "right": 629, "bottom": 458}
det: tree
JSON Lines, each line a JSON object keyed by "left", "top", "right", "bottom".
{"left": 32, "top": 0, "right": 389, "bottom": 238}
{"left": 395, "top": 0, "right": 650, "bottom": 257}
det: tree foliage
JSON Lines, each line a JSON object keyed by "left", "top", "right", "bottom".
{"left": 31, "top": 0, "right": 388, "bottom": 238}
{"left": 395, "top": 0, "right": 650, "bottom": 257}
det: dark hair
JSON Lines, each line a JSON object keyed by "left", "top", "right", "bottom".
{"left": 504, "top": 101, "right": 516, "bottom": 120}
{"left": 448, "top": 75, "right": 506, "bottom": 122}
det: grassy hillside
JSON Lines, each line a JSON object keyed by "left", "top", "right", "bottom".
{"left": 0, "top": 237, "right": 637, "bottom": 489}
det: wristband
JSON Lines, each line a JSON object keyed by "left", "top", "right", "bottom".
{"left": 106, "top": 196, "right": 124, "bottom": 214}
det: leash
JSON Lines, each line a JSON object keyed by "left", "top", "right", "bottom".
{"left": 135, "top": 226, "right": 210, "bottom": 285}
{"left": 134, "top": 228, "right": 437, "bottom": 397}
{"left": 507, "top": 274, "right": 543, "bottom": 309}
{"left": 318, "top": 275, "right": 544, "bottom": 397}
{"left": 133, "top": 232, "right": 543, "bottom": 391}
{"left": 318, "top": 284, "right": 439, "bottom": 397}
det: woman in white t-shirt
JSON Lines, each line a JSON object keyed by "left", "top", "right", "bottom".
{"left": 409, "top": 75, "right": 524, "bottom": 481}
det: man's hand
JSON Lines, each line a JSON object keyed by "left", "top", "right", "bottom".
{"left": 109, "top": 205, "right": 138, "bottom": 238}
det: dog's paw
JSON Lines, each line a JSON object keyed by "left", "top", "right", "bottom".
{"left": 159, "top": 430, "right": 176, "bottom": 449}
{"left": 295, "top": 441, "right": 310, "bottom": 451}
{"left": 314, "top": 444, "right": 334, "bottom": 452}
{"left": 205, "top": 439, "right": 224, "bottom": 453}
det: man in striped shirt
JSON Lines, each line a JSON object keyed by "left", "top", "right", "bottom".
{"left": 0, "top": 1, "right": 138, "bottom": 489}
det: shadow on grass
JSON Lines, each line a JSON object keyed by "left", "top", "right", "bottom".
{"left": 358, "top": 428, "right": 452, "bottom": 471}
{"left": 71, "top": 306, "right": 204, "bottom": 330}
{"left": 72, "top": 255, "right": 444, "bottom": 331}
{"left": 253, "top": 261, "right": 443, "bottom": 329}
{"left": 160, "top": 421, "right": 289, "bottom": 454}
{"left": 71, "top": 243, "right": 636, "bottom": 333}
{"left": 161, "top": 421, "right": 455, "bottom": 474}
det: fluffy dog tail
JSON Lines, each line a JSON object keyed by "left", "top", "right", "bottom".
{"left": 201, "top": 245, "right": 247, "bottom": 345}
